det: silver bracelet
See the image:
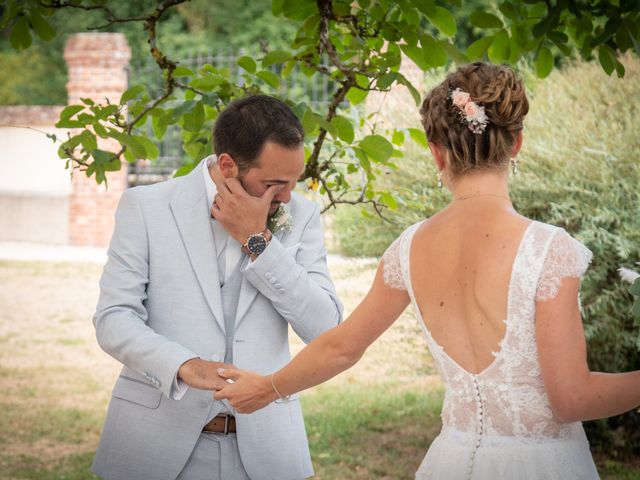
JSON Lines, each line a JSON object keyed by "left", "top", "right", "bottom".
{"left": 270, "top": 373, "right": 290, "bottom": 402}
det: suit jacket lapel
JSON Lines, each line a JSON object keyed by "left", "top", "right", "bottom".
{"left": 170, "top": 162, "right": 225, "bottom": 333}
{"left": 235, "top": 227, "right": 289, "bottom": 329}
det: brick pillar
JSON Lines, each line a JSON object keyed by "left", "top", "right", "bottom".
{"left": 64, "top": 33, "right": 131, "bottom": 247}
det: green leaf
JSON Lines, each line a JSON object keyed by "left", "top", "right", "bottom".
{"left": 91, "top": 148, "right": 114, "bottom": 163}
{"left": 426, "top": 6, "right": 457, "bottom": 37}
{"left": 272, "top": 0, "right": 286, "bottom": 15}
{"left": 120, "top": 85, "right": 145, "bottom": 105}
{"left": 499, "top": 2, "right": 519, "bottom": 20}
{"left": 256, "top": 70, "right": 280, "bottom": 89}
{"left": 302, "top": 108, "right": 318, "bottom": 134}
{"left": 104, "top": 157, "right": 122, "bottom": 172}
{"left": 400, "top": 43, "right": 430, "bottom": 71}
{"left": 330, "top": 116, "right": 355, "bottom": 143}
{"left": 29, "top": 11, "right": 56, "bottom": 41}
{"left": 136, "top": 136, "right": 160, "bottom": 160}
{"left": 377, "top": 72, "right": 398, "bottom": 90}
{"left": 380, "top": 191, "right": 398, "bottom": 210}
{"left": 466, "top": 36, "right": 494, "bottom": 60}
{"left": 630, "top": 278, "right": 640, "bottom": 296}
{"left": 152, "top": 115, "right": 168, "bottom": 140}
{"left": 392, "top": 129, "right": 405, "bottom": 146}
{"left": 237, "top": 55, "right": 257, "bottom": 74}
{"left": 122, "top": 135, "right": 147, "bottom": 159}
{"left": 534, "top": 46, "right": 553, "bottom": 78}
{"left": 408, "top": 127, "right": 428, "bottom": 148}
{"left": 10, "top": 16, "right": 31, "bottom": 49}
{"left": 359, "top": 135, "right": 394, "bottom": 163}
{"left": 79, "top": 130, "right": 97, "bottom": 153}
{"left": 59, "top": 105, "right": 85, "bottom": 120}
{"left": 470, "top": 11, "right": 503, "bottom": 29}
{"left": 175, "top": 164, "right": 196, "bottom": 177}
{"left": 346, "top": 87, "right": 368, "bottom": 105}
{"left": 93, "top": 122, "right": 108, "bottom": 137}
{"left": 173, "top": 66, "right": 195, "bottom": 77}
{"left": 261, "top": 50, "right": 293, "bottom": 67}
{"left": 421, "top": 34, "right": 448, "bottom": 68}
{"left": 190, "top": 75, "right": 224, "bottom": 90}
{"left": 183, "top": 102, "right": 205, "bottom": 132}
{"left": 598, "top": 45, "right": 616, "bottom": 76}
{"left": 488, "top": 30, "right": 511, "bottom": 63}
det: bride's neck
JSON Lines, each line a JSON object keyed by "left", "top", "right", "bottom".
{"left": 448, "top": 169, "right": 511, "bottom": 201}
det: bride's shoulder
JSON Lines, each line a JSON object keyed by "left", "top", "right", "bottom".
{"left": 530, "top": 221, "right": 590, "bottom": 255}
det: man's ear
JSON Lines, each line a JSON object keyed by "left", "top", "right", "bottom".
{"left": 217, "top": 153, "right": 239, "bottom": 178}
{"left": 428, "top": 142, "right": 447, "bottom": 171}
{"left": 511, "top": 131, "right": 523, "bottom": 158}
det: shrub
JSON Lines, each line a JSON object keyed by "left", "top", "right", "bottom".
{"left": 333, "top": 57, "right": 640, "bottom": 456}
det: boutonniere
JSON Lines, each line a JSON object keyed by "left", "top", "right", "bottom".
{"left": 268, "top": 204, "right": 293, "bottom": 235}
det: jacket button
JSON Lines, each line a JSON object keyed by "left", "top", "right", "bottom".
{"left": 265, "top": 272, "right": 272, "bottom": 279}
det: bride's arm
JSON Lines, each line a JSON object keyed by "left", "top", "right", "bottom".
{"left": 215, "top": 261, "right": 410, "bottom": 413}
{"left": 536, "top": 278, "right": 640, "bottom": 423}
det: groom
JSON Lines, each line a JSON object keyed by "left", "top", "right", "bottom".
{"left": 91, "top": 95, "right": 343, "bottom": 480}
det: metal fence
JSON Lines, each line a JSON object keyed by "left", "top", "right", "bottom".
{"left": 127, "top": 51, "right": 333, "bottom": 186}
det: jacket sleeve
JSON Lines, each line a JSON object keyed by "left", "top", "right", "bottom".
{"left": 242, "top": 203, "right": 343, "bottom": 343}
{"left": 93, "top": 188, "right": 198, "bottom": 399}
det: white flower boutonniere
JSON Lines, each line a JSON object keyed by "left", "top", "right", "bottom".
{"left": 268, "top": 204, "right": 293, "bottom": 235}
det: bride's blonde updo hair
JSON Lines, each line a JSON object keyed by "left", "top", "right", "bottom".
{"left": 420, "top": 62, "right": 529, "bottom": 176}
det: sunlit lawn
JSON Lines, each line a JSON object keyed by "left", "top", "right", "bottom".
{"left": 0, "top": 259, "right": 638, "bottom": 479}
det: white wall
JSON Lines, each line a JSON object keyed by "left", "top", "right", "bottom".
{"left": 0, "top": 125, "right": 71, "bottom": 195}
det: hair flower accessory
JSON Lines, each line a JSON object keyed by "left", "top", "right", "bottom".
{"left": 450, "top": 88, "right": 489, "bottom": 134}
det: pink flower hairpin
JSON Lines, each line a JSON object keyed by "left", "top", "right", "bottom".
{"left": 450, "top": 88, "right": 489, "bottom": 134}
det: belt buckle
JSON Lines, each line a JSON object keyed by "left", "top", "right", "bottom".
{"left": 223, "top": 414, "right": 230, "bottom": 435}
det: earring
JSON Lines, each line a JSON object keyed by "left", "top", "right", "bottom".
{"left": 437, "top": 171, "right": 443, "bottom": 189}
{"left": 510, "top": 158, "right": 519, "bottom": 175}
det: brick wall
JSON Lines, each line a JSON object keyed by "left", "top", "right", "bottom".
{"left": 64, "top": 33, "right": 131, "bottom": 247}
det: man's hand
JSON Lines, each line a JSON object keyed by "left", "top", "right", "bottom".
{"left": 178, "top": 358, "right": 234, "bottom": 391}
{"left": 209, "top": 167, "right": 284, "bottom": 244}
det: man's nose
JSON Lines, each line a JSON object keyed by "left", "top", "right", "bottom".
{"left": 273, "top": 187, "right": 292, "bottom": 204}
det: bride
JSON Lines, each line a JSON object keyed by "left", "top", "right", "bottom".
{"left": 214, "top": 62, "right": 640, "bottom": 478}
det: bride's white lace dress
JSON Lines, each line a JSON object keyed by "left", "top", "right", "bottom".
{"left": 382, "top": 220, "right": 600, "bottom": 479}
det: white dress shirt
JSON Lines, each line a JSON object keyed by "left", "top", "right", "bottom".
{"left": 203, "top": 155, "right": 244, "bottom": 283}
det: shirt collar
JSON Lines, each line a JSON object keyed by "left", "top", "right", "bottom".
{"left": 202, "top": 154, "right": 218, "bottom": 210}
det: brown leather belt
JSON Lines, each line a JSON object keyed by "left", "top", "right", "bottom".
{"left": 202, "top": 414, "right": 236, "bottom": 434}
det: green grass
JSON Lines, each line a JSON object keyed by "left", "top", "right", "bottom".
{"left": 0, "top": 451, "right": 99, "bottom": 480}
{"left": 1, "top": 259, "right": 640, "bottom": 479}
{"left": 303, "top": 383, "right": 444, "bottom": 479}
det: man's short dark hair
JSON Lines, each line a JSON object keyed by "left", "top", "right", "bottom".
{"left": 213, "top": 95, "right": 305, "bottom": 172}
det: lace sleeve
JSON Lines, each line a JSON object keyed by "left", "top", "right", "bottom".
{"left": 536, "top": 230, "right": 593, "bottom": 302}
{"left": 382, "top": 235, "right": 406, "bottom": 290}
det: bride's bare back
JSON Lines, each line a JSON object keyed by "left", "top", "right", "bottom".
{"left": 410, "top": 201, "right": 530, "bottom": 374}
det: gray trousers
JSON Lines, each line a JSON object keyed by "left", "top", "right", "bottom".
{"left": 176, "top": 432, "right": 250, "bottom": 480}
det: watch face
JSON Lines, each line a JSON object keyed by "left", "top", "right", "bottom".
{"left": 247, "top": 234, "right": 267, "bottom": 255}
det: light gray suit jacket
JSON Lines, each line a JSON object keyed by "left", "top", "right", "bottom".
{"left": 91, "top": 161, "right": 343, "bottom": 480}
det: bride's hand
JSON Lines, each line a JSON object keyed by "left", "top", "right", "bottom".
{"left": 214, "top": 367, "right": 280, "bottom": 413}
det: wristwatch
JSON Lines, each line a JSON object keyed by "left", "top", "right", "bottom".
{"left": 243, "top": 229, "right": 272, "bottom": 256}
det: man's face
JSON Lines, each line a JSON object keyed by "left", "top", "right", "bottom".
{"left": 237, "top": 141, "right": 305, "bottom": 216}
